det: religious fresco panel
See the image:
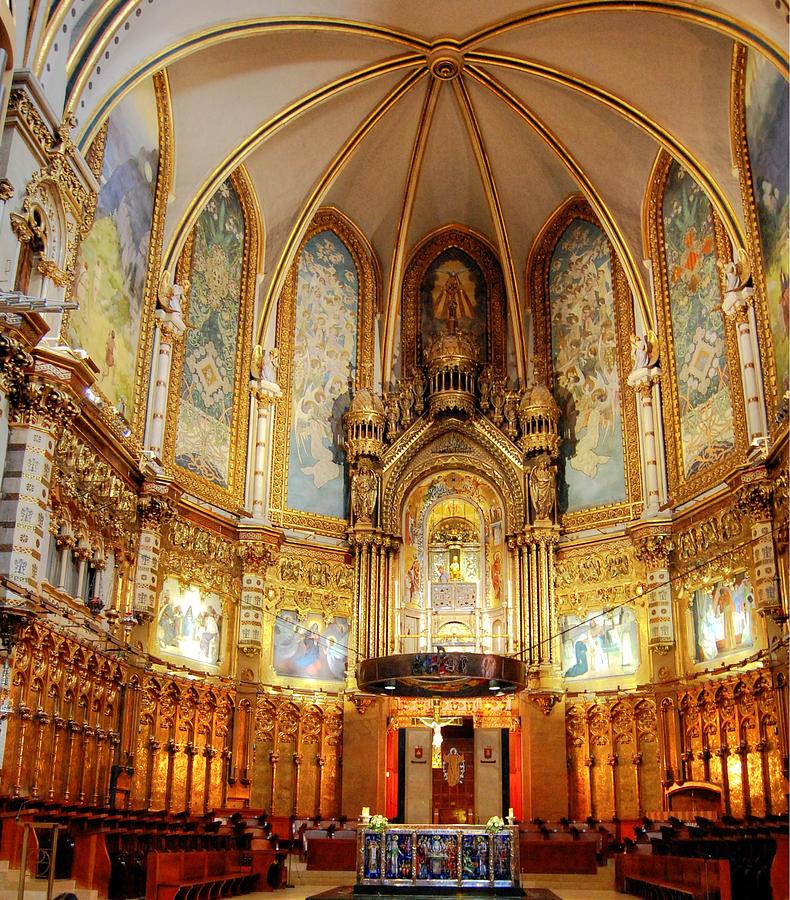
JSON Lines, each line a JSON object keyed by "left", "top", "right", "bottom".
{"left": 420, "top": 247, "right": 487, "bottom": 361}
{"left": 272, "top": 609, "right": 349, "bottom": 683}
{"left": 560, "top": 606, "right": 639, "bottom": 680}
{"left": 68, "top": 78, "right": 159, "bottom": 415}
{"left": 688, "top": 572, "right": 754, "bottom": 664}
{"left": 745, "top": 50, "right": 789, "bottom": 412}
{"left": 286, "top": 231, "right": 358, "bottom": 519}
{"left": 549, "top": 219, "right": 626, "bottom": 514}
{"left": 662, "top": 163, "right": 735, "bottom": 477}
{"left": 175, "top": 179, "right": 244, "bottom": 487}
{"left": 155, "top": 576, "right": 224, "bottom": 668}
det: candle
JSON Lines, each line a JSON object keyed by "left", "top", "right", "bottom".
{"left": 507, "top": 807, "right": 514, "bottom": 819}
{"left": 361, "top": 806, "right": 370, "bottom": 817}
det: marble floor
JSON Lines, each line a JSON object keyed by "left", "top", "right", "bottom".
{"left": 241, "top": 856, "right": 637, "bottom": 900}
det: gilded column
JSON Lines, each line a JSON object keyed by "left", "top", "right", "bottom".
{"left": 733, "top": 470, "right": 783, "bottom": 624}
{"left": 147, "top": 309, "right": 186, "bottom": 459}
{"left": 0, "top": 375, "right": 78, "bottom": 596}
{"left": 630, "top": 524, "right": 676, "bottom": 681}
{"left": 343, "top": 386, "right": 386, "bottom": 666}
{"left": 237, "top": 536, "right": 278, "bottom": 660}
{"left": 132, "top": 484, "right": 176, "bottom": 620}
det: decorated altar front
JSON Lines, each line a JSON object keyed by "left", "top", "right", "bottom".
{"left": 356, "top": 824, "right": 521, "bottom": 893}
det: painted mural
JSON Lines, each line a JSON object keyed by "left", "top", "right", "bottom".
{"left": 286, "top": 231, "right": 358, "bottom": 518}
{"left": 273, "top": 610, "right": 349, "bottom": 683}
{"left": 175, "top": 179, "right": 244, "bottom": 487}
{"left": 69, "top": 78, "right": 159, "bottom": 415}
{"left": 689, "top": 572, "right": 754, "bottom": 663}
{"left": 420, "top": 248, "right": 487, "bottom": 359}
{"left": 745, "top": 51, "right": 789, "bottom": 413}
{"left": 156, "top": 577, "right": 224, "bottom": 667}
{"left": 549, "top": 219, "right": 626, "bottom": 514}
{"left": 663, "top": 163, "right": 735, "bottom": 477}
{"left": 560, "top": 606, "right": 639, "bottom": 680}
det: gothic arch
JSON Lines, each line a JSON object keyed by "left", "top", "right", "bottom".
{"left": 381, "top": 417, "right": 525, "bottom": 535}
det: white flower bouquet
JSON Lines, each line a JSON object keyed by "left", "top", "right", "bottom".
{"left": 485, "top": 815, "right": 505, "bottom": 833}
{"left": 369, "top": 814, "right": 388, "bottom": 832}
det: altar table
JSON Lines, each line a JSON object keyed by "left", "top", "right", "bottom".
{"left": 356, "top": 824, "right": 520, "bottom": 891}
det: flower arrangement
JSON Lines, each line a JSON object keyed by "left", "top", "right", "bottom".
{"left": 368, "top": 814, "right": 388, "bottom": 832}
{"left": 485, "top": 815, "right": 505, "bottom": 833}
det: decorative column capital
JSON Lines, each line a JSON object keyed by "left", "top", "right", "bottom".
{"left": 138, "top": 482, "right": 179, "bottom": 530}
{"left": 9, "top": 377, "right": 79, "bottom": 431}
{"left": 156, "top": 309, "right": 187, "bottom": 344}
{"left": 0, "top": 334, "right": 34, "bottom": 394}
{"left": 629, "top": 525, "right": 673, "bottom": 570}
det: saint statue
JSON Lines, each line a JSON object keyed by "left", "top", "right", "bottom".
{"left": 352, "top": 468, "right": 378, "bottom": 523}
{"left": 530, "top": 455, "right": 555, "bottom": 522}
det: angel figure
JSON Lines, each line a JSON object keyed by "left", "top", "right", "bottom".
{"left": 158, "top": 269, "right": 188, "bottom": 315}
{"left": 719, "top": 248, "right": 753, "bottom": 315}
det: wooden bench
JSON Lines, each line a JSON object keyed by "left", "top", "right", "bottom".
{"left": 615, "top": 853, "right": 731, "bottom": 900}
{"left": 145, "top": 849, "right": 260, "bottom": 900}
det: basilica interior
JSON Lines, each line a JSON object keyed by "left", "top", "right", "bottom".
{"left": 0, "top": 3, "right": 786, "bottom": 899}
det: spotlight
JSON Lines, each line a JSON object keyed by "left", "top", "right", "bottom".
{"left": 384, "top": 679, "right": 396, "bottom": 691}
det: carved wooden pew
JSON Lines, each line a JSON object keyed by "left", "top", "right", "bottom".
{"left": 145, "top": 849, "right": 260, "bottom": 899}
{"left": 615, "top": 853, "right": 732, "bottom": 900}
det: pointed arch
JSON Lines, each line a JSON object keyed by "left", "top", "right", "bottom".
{"left": 163, "top": 164, "right": 259, "bottom": 507}
{"left": 269, "top": 206, "right": 379, "bottom": 535}
{"left": 526, "top": 194, "right": 641, "bottom": 530}
{"left": 645, "top": 151, "right": 746, "bottom": 504}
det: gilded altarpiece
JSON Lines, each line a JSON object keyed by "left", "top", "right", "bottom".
{"left": 65, "top": 71, "right": 173, "bottom": 440}
{"left": 270, "top": 208, "right": 377, "bottom": 536}
{"left": 401, "top": 227, "right": 506, "bottom": 379}
{"left": 646, "top": 153, "right": 746, "bottom": 504}
{"left": 527, "top": 197, "right": 641, "bottom": 531}
{"left": 731, "top": 45, "right": 789, "bottom": 436}
{"left": 164, "top": 167, "right": 258, "bottom": 507}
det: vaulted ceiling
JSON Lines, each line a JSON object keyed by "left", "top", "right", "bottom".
{"left": 37, "top": 1, "right": 789, "bottom": 365}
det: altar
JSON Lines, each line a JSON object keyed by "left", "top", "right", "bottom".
{"left": 354, "top": 824, "right": 521, "bottom": 895}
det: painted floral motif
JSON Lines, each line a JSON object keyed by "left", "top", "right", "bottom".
{"left": 175, "top": 179, "right": 244, "bottom": 487}
{"left": 549, "top": 219, "right": 626, "bottom": 513}
{"left": 745, "top": 51, "right": 789, "bottom": 413}
{"left": 287, "top": 231, "right": 358, "bottom": 519}
{"left": 69, "top": 79, "right": 159, "bottom": 416}
{"left": 663, "top": 163, "right": 734, "bottom": 477}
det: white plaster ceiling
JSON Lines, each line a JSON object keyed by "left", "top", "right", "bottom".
{"left": 37, "top": 1, "right": 789, "bottom": 366}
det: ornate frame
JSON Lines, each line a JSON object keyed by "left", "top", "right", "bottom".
{"left": 269, "top": 206, "right": 378, "bottom": 536}
{"left": 259, "top": 541, "right": 354, "bottom": 692}
{"left": 646, "top": 151, "right": 747, "bottom": 505}
{"left": 730, "top": 43, "right": 786, "bottom": 444}
{"left": 526, "top": 195, "right": 642, "bottom": 531}
{"left": 62, "top": 70, "right": 173, "bottom": 442}
{"left": 163, "top": 165, "right": 258, "bottom": 509}
{"left": 401, "top": 225, "right": 507, "bottom": 378}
